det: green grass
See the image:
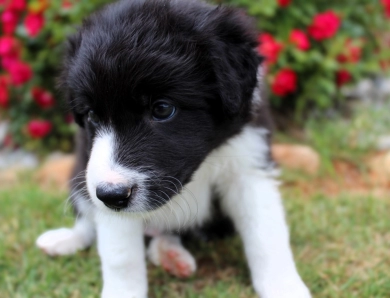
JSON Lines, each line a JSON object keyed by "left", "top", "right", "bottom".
{"left": 1, "top": 182, "right": 390, "bottom": 298}
{"left": 275, "top": 100, "right": 390, "bottom": 173}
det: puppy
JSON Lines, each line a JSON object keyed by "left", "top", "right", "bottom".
{"left": 36, "top": 0, "right": 311, "bottom": 297}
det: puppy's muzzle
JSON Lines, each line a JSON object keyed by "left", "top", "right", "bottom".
{"left": 96, "top": 183, "right": 133, "bottom": 211}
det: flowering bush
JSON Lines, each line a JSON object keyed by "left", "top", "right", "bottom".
{"left": 0, "top": 0, "right": 111, "bottom": 153}
{"left": 1, "top": 0, "right": 390, "bottom": 152}
{"left": 220, "top": 0, "right": 390, "bottom": 121}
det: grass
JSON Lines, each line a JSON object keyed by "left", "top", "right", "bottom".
{"left": 1, "top": 180, "right": 390, "bottom": 298}
{"left": 275, "top": 100, "right": 390, "bottom": 173}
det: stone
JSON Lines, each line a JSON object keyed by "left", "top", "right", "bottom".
{"left": 377, "top": 135, "right": 390, "bottom": 151}
{"left": 35, "top": 153, "right": 75, "bottom": 191}
{"left": 0, "top": 149, "right": 39, "bottom": 170}
{"left": 0, "top": 121, "right": 8, "bottom": 145}
{"left": 272, "top": 144, "right": 321, "bottom": 175}
{"left": 0, "top": 167, "right": 21, "bottom": 186}
{"left": 341, "top": 76, "right": 390, "bottom": 102}
{"left": 377, "top": 77, "right": 390, "bottom": 96}
{"left": 342, "top": 79, "right": 373, "bottom": 99}
{"left": 367, "top": 151, "right": 390, "bottom": 184}
{"left": 0, "top": 148, "right": 39, "bottom": 186}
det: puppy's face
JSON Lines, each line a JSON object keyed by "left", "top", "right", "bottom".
{"left": 62, "top": 0, "right": 260, "bottom": 213}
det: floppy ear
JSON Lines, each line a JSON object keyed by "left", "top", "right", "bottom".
{"left": 58, "top": 32, "right": 85, "bottom": 127}
{"left": 206, "top": 7, "right": 262, "bottom": 117}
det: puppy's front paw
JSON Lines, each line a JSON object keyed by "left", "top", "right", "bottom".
{"left": 256, "top": 277, "right": 311, "bottom": 298}
{"left": 102, "top": 288, "right": 147, "bottom": 298}
{"left": 36, "top": 228, "right": 87, "bottom": 256}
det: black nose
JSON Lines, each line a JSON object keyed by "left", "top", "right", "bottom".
{"left": 96, "top": 184, "right": 132, "bottom": 210}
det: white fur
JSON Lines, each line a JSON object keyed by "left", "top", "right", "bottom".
{"left": 144, "top": 126, "right": 275, "bottom": 231}
{"left": 219, "top": 174, "right": 310, "bottom": 298}
{"left": 251, "top": 66, "right": 264, "bottom": 108}
{"left": 36, "top": 216, "right": 95, "bottom": 256}
{"left": 86, "top": 130, "right": 150, "bottom": 213}
{"left": 96, "top": 213, "right": 147, "bottom": 298}
{"left": 92, "top": 125, "right": 310, "bottom": 297}
{"left": 37, "top": 114, "right": 310, "bottom": 297}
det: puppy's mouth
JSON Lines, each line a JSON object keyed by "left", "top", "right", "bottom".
{"left": 85, "top": 131, "right": 180, "bottom": 213}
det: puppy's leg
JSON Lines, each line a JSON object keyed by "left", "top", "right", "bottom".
{"left": 36, "top": 214, "right": 95, "bottom": 256}
{"left": 220, "top": 173, "right": 311, "bottom": 298}
{"left": 147, "top": 234, "right": 196, "bottom": 278}
{"left": 97, "top": 212, "right": 147, "bottom": 298}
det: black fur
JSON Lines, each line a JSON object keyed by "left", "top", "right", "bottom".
{"left": 62, "top": 0, "right": 270, "bottom": 212}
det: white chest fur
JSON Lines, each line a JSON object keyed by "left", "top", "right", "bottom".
{"left": 145, "top": 125, "right": 275, "bottom": 232}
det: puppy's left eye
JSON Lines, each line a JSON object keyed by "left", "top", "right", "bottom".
{"left": 87, "top": 110, "right": 100, "bottom": 126}
{"left": 152, "top": 101, "right": 176, "bottom": 121}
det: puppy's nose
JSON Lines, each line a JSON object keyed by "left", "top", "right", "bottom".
{"left": 96, "top": 184, "right": 132, "bottom": 210}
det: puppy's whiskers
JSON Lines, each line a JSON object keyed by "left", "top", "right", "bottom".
{"left": 162, "top": 175, "right": 199, "bottom": 227}
{"left": 148, "top": 190, "right": 175, "bottom": 230}
{"left": 63, "top": 186, "right": 89, "bottom": 216}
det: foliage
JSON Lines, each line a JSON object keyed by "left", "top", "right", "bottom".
{"left": 220, "top": 0, "right": 390, "bottom": 120}
{"left": 0, "top": 0, "right": 390, "bottom": 152}
{"left": 0, "top": 0, "right": 111, "bottom": 153}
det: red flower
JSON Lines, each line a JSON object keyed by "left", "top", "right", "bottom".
{"left": 0, "top": 36, "right": 17, "bottom": 56}
{"left": 1, "top": 50, "right": 19, "bottom": 71}
{"left": 289, "top": 29, "right": 310, "bottom": 51}
{"left": 31, "top": 87, "right": 55, "bottom": 108}
{"left": 62, "top": 0, "right": 72, "bottom": 10}
{"left": 382, "top": 0, "right": 390, "bottom": 18}
{"left": 308, "top": 11, "right": 341, "bottom": 41}
{"left": 7, "top": 0, "right": 26, "bottom": 12}
{"left": 0, "top": 75, "right": 9, "bottom": 108}
{"left": 1, "top": 10, "right": 19, "bottom": 35}
{"left": 65, "top": 113, "right": 74, "bottom": 124}
{"left": 271, "top": 68, "right": 297, "bottom": 96}
{"left": 258, "top": 33, "right": 284, "bottom": 65}
{"left": 337, "top": 40, "right": 361, "bottom": 64}
{"left": 0, "top": 36, "right": 20, "bottom": 70}
{"left": 9, "top": 61, "right": 33, "bottom": 85}
{"left": 336, "top": 70, "right": 352, "bottom": 86}
{"left": 27, "top": 119, "right": 52, "bottom": 138}
{"left": 24, "top": 12, "right": 44, "bottom": 37}
{"left": 277, "top": 0, "right": 291, "bottom": 7}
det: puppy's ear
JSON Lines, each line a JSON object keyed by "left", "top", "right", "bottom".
{"left": 206, "top": 7, "right": 262, "bottom": 117}
{"left": 66, "top": 32, "right": 82, "bottom": 60}
{"left": 58, "top": 32, "right": 85, "bottom": 127}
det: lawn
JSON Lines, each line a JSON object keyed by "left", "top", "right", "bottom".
{"left": 1, "top": 178, "right": 390, "bottom": 298}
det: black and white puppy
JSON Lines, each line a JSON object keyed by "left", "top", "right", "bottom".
{"left": 36, "top": 0, "right": 311, "bottom": 297}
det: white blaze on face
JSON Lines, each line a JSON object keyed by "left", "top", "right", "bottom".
{"left": 86, "top": 129, "right": 149, "bottom": 212}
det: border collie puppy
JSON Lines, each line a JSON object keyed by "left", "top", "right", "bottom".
{"left": 36, "top": 0, "right": 311, "bottom": 297}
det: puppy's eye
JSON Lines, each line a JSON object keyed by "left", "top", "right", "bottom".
{"left": 152, "top": 101, "right": 176, "bottom": 121}
{"left": 87, "top": 110, "right": 100, "bottom": 126}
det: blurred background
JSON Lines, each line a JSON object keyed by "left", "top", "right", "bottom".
{"left": 1, "top": 0, "right": 390, "bottom": 297}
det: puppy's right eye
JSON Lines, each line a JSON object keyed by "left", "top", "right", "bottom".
{"left": 152, "top": 100, "right": 176, "bottom": 121}
{"left": 87, "top": 110, "right": 100, "bottom": 126}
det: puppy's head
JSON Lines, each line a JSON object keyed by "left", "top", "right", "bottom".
{"left": 61, "top": 0, "right": 261, "bottom": 213}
